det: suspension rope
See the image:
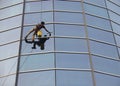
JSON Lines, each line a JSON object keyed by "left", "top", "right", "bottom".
{"left": 40, "top": 0, "right": 43, "bottom": 22}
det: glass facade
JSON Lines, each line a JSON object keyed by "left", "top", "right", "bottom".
{"left": 0, "top": 0, "right": 120, "bottom": 86}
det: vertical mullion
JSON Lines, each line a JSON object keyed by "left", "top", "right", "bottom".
{"left": 52, "top": 0, "right": 56, "bottom": 86}
{"left": 81, "top": 0, "right": 96, "bottom": 86}
{"left": 15, "top": 0, "right": 25, "bottom": 86}
{"left": 104, "top": 0, "right": 120, "bottom": 59}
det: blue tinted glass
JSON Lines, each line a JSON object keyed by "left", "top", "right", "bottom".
{"left": 90, "top": 41, "right": 118, "bottom": 58}
{"left": 18, "top": 71, "right": 55, "bottom": 86}
{"left": 115, "top": 34, "right": 120, "bottom": 46}
{"left": 55, "top": 24, "right": 85, "bottom": 37}
{"left": 0, "top": 57, "right": 17, "bottom": 76}
{"left": 20, "top": 53, "right": 54, "bottom": 71}
{"left": 86, "top": 14, "right": 112, "bottom": 31}
{"left": 25, "top": 1, "right": 52, "bottom": 12}
{"left": 84, "top": 3, "right": 108, "bottom": 18}
{"left": 0, "top": 28, "right": 20, "bottom": 44}
{"left": 95, "top": 73, "right": 120, "bottom": 86}
{"left": 21, "top": 25, "right": 54, "bottom": 53}
{"left": 88, "top": 27, "right": 115, "bottom": 44}
{"left": 0, "top": 16, "right": 22, "bottom": 31}
{"left": 0, "top": 75, "right": 16, "bottom": 86}
{"left": 111, "top": 22, "right": 120, "bottom": 35}
{"left": 55, "top": 38, "right": 88, "bottom": 52}
{"left": 24, "top": 12, "right": 53, "bottom": 25}
{"left": 109, "top": 11, "right": 120, "bottom": 24}
{"left": 56, "top": 53, "right": 90, "bottom": 69}
{"left": 56, "top": 70, "right": 93, "bottom": 86}
{"left": 55, "top": 12, "right": 83, "bottom": 24}
{"left": 84, "top": 0, "right": 106, "bottom": 7}
{"left": 54, "top": 1, "right": 82, "bottom": 11}
{"left": 0, "top": 42, "right": 19, "bottom": 60}
{"left": 106, "top": 1, "right": 120, "bottom": 14}
{"left": 0, "top": 0, "right": 23, "bottom": 9}
{"left": 21, "top": 38, "right": 54, "bottom": 53}
{"left": 92, "top": 56, "right": 120, "bottom": 75}
{"left": 0, "top": 4, "right": 23, "bottom": 20}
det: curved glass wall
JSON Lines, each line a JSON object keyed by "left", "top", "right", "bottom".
{"left": 0, "top": 0, "right": 120, "bottom": 86}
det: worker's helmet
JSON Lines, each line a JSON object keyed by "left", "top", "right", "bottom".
{"left": 41, "top": 21, "right": 45, "bottom": 25}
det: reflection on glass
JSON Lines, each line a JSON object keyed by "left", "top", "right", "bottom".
{"left": 55, "top": 38, "right": 88, "bottom": 52}
{"left": 22, "top": 24, "right": 53, "bottom": 39}
{"left": 0, "top": 75, "right": 16, "bottom": 86}
{"left": 0, "top": 57, "right": 17, "bottom": 76}
{"left": 21, "top": 38, "right": 54, "bottom": 54}
{"left": 111, "top": 22, "right": 120, "bottom": 35}
{"left": 0, "top": 42, "right": 19, "bottom": 60}
{"left": 18, "top": 71, "right": 55, "bottom": 86}
{"left": 84, "top": 3, "right": 108, "bottom": 18}
{"left": 88, "top": 27, "right": 115, "bottom": 44}
{"left": 92, "top": 56, "right": 120, "bottom": 75}
{"left": 109, "top": 11, "right": 120, "bottom": 24}
{"left": 20, "top": 53, "right": 54, "bottom": 71}
{"left": 56, "top": 53, "right": 90, "bottom": 69}
{"left": 84, "top": 0, "right": 106, "bottom": 7}
{"left": 55, "top": 12, "right": 83, "bottom": 24}
{"left": 90, "top": 41, "right": 118, "bottom": 58}
{"left": 25, "top": 1, "right": 52, "bottom": 12}
{"left": 0, "top": 0, "right": 23, "bottom": 9}
{"left": 106, "top": 0, "right": 120, "bottom": 14}
{"left": 86, "top": 14, "right": 112, "bottom": 31}
{"left": 55, "top": 24, "right": 85, "bottom": 37}
{"left": 0, "top": 4, "right": 23, "bottom": 20}
{"left": 0, "top": 16, "right": 22, "bottom": 31}
{"left": 56, "top": 70, "right": 93, "bottom": 86}
{"left": 24, "top": 12, "right": 53, "bottom": 25}
{"left": 0, "top": 28, "right": 20, "bottom": 44}
{"left": 54, "top": 1, "right": 82, "bottom": 11}
{"left": 115, "top": 34, "right": 120, "bottom": 46}
{"left": 95, "top": 73, "right": 120, "bottom": 86}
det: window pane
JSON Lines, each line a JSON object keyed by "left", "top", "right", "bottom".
{"left": 86, "top": 14, "right": 112, "bottom": 31}
{"left": 0, "top": 42, "right": 19, "bottom": 60}
{"left": 25, "top": 1, "right": 52, "bottom": 12}
{"left": 109, "top": 11, "right": 120, "bottom": 24}
{"left": 0, "top": 28, "right": 20, "bottom": 44}
{"left": 90, "top": 41, "right": 118, "bottom": 58}
{"left": 56, "top": 53, "right": 90, "bottom": 69}
{"left": 84, "top": 0, "right": 106, "bottom": 7}
{"left": 0, "top": 4, "right": 23, "bottom": 20}
{"left": 95, "top": 73, "right": 120, "bottom": 86}
{"left": 0, "top": 75, "right": 16, "bottom": 86}
{"left": 108, "top": 0, "right": 120, "bottom": 6}
{"left": 20, "top": 53, "right": 54, "bottom": 71}
{"left": 24, "top": 12, "right": 53, "bottom": 25}
{"left": 106, "top": 1, "right": 120, "bottom": 14}
{"left": 0, "top": 16, "right": 22, "bottom": 31}
{"left": 112, "top": 22, "right": 120, "bottom": 35}
{"left": 21, "top": 25, "right": 54, "bottom": 54}
{"left": 56, "top": 70, "right": 93, "bottom": 86}
{"left": 55, "top": 24, "right": 85, "bottom": 37}
{"left": 84, "top": 3, "right": 108, "bottom": 18}
{"left": 18, "top": 71, "right": 55, "bottom": 86}
{"left": 22, "top": 24, "right": 53, "bottom": 39}
{"left": 0, "top": 58, "right": 17, "bottom": 76}
{"left": 88, "top": 27, "right": 115, "bottom": 44}
{"left": 54, "top": 1, "right": 82, "bottom": 11}
{"left": 115, "top": 34, "right": 120, "bottom": 46}
{"left": 55, "top": 12, "right": 83, "bottom": 24}
{"left": 55, "top": 38, "right": 88, "bottom": 52}
{"left": 92, "top": 56, "right": 120, "bottom": 75}
{"left": 0, "top": 0, "right": 23, "bottom": 9}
